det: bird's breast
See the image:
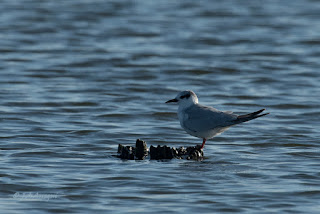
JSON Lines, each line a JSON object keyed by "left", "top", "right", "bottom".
{"left": 178, "top": 111, "right": 188, "bottom": 127}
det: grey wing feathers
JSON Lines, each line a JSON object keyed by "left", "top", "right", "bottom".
{"left": 234, "top": 108, "right": 269, "bottom": 123}
{"left": 183, "top": 106, "right": 269, "bottom": 132}
{"left": 183, "top": 104, "right": 237, "bottom": 132}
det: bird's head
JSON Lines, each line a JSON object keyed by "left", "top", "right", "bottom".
{"left": 166, "top": 90, "right": 198, "bottom": 108}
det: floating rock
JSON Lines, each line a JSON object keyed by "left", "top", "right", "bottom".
{"left": 117, "top": 139, "right": 204, "bottom": 161}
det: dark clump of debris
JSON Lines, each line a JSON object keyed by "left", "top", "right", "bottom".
{"left": 117, "top": 144, "right": 135, "bottom": 160}
{"left": 118, "top": 139, "right": 148, "bottom": 160}
{"left": 117, "top": 139, "right": 204, "bottom": 161}
{"left": 149, "top": 145, "right": 173, "bottom": 160}
{"left": 173, "top": 145, "right": 204, "bottom": 160}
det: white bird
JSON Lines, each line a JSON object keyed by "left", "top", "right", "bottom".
{"left": 166, "top": 90, "right": 269, "bottom": 149}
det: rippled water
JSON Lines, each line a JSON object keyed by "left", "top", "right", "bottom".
{"left": 1, "top": 0, "right": 320, "bottom": 213}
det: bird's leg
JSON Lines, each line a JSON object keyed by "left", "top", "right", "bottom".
{"left": 200, "top": 139, "right": 206, "bottom": 149}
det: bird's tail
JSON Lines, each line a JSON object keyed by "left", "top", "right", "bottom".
{"left": 235, "top": 109, "right": 269, "bottom": 123}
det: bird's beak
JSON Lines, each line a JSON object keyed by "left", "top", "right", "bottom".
{"left": 165, "top": 98, "right": 178, "bottom": 103}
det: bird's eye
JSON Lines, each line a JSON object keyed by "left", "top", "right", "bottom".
{"left": 180, "top": 94, "right": 190, "bottom": 99}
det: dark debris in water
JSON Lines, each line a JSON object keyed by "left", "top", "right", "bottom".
{"left": 117, "top": 139, "right": 203, "bottom": 161}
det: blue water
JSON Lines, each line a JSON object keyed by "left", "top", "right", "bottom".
{"left": 1, "top": 0, "right": 320, "bottom": 213}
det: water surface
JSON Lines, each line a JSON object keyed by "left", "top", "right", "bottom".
{"left": 1, "top": 0, "right": 320, "bottom": 213}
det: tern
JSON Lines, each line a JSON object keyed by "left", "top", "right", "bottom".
{"left": 166, "top": 90, "right": 269, "bottom": 149}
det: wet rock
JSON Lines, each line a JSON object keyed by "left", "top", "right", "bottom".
{"left": 117, "top": 139, "right": 204, "bottom": 161}
{"left": 186, "top": 145, "right": 203, "bottom": 160}
{"left": 117, "top": 144, "right": 135, "bottom": 160}
{"left": 150, "top": 145, "right": 174, "bottom": 160}
{"left": 176, "top": 147, "right": 187, "bottom": 157}
{"left": 135, "top": 139, "right": 148, "bottom": 160}
{"left": 173, "top": 145, "right": 203, "bottom": 160}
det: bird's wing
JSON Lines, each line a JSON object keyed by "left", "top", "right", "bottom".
{"left": 183, "top": 104, "right": 237, "bottom": 133}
